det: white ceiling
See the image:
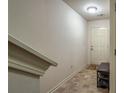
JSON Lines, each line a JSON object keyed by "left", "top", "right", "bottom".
{"left": 63, "top": 0, "right": 110, "bottom": 21}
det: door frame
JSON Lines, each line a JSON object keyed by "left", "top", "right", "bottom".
{"left": 110, "top": 0, "right": 116, "bottom": 93}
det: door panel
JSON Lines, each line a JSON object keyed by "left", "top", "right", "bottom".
{"left": 90, "top": 28, "right": 109, "bottom": 64}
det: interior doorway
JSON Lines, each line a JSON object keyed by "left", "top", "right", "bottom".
{"left": 90, "top": 27, "right": 110, "bottom": 64}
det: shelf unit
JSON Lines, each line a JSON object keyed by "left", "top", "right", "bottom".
{"left": 97, "top": 63, "right": 110, "bottom": 89}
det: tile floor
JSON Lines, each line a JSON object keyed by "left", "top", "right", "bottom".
{"left": 53, "top": 65, "right": 109, "bottom": 93}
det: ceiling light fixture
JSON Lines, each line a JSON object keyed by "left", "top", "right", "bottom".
{"left": 87, "top": 6, "right": 97, "bottom": 13}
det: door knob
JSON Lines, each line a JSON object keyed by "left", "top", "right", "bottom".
{"left": 91, "top": 47, "right": 93, "bottom": 51}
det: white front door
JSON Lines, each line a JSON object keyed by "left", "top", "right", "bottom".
{"left": 90, "top": 27, "right": 109, "bottom": 64}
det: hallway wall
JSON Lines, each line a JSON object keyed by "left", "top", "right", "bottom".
{"left": 9, "top": 0, "right": 88, "bottom": 93}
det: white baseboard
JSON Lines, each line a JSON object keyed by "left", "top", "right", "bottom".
{"left": 47, "top": 66, "right": 87, "bottom": 93}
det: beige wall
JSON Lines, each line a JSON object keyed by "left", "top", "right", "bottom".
{"left": 88, "top": 19, "right": 110, "bottom": 64}
{"left": 9, "top": 69, "right": 40, "bottom": 93}
{"left": 9, "top": 0, "right": 88, "bottom": 93}
{"left": 88, "top": 19, "right": 110, "bottom": 29}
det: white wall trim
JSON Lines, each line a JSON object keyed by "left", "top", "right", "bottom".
{"left": 47, "top": 66, "right": 87, "bottom": 93}
{"left": 8, "top": 34, "right": 57, "bottom": 66}
{"left": 8, "top": 40, "right": 57, "bottom": 76}
{"left": 9, "top": 58, "right": 45, "bottom": 76}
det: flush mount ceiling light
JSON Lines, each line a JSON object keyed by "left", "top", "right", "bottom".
{"left": 87, "top": 6, "right": 97, "bottom": 13}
